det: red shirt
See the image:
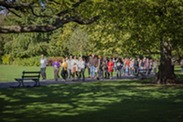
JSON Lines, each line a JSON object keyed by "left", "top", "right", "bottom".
{"left": 108, "top": 61, "right": 114, "bottom": 72}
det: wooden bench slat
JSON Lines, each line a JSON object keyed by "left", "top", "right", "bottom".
{"left": 22, "top": 76, "right": 40, "bottom": 78}
{"left": 13, "top": 71, "right": 41, "bottom": 88}
{"left": 23, "top": 72, "right": 40, "bottom": 74}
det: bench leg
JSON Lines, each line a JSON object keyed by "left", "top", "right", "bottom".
{"left": 21, "top": 80, "right": 25, "bottom": 87}
{"left": 33, "top": 80, "right": 40, "bottom": 87}
{"left": 37, "top": 80, "right": 40, "bottom": 87}
{"left": 14, "top": 79, "right": 23, "bottom": 88}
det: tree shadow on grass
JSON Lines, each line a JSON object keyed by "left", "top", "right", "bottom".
{"left": 0, "top": 81, "right": 183, "bottom": 122}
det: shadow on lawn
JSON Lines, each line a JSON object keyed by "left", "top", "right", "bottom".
{"left": 0, "top": 81, "right": 183, "bottom": 122}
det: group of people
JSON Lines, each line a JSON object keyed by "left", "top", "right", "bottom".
{"left": 40, "top": 54, "right": 160, "bottom": 81}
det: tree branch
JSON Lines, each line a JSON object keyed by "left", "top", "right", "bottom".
{"left": 0, "top": 15, "right": 100, "bottom": 33}
{"left": 0, "top": 1, "right": 34, "bottom": 11}
{"left": 7, "top": 8, "right": 21, "bottom": 18}
{"left": 0, "top": 0, "right": 100, "bottom": 33}
{"left": 57, "top": 0, "right": 86, "bottom": 16}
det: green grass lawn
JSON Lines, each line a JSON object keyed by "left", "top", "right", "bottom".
{"left": 0, "top": 65, "right": 183, "bottom": 122}
{"left": 0, "top": 64, "right": 182, "bottom": 82}
{"left": 0, "top": 80, "right": 183, "bottom": 122}
{"left": 0, "top": 65, "right": 54, "bottom": 82}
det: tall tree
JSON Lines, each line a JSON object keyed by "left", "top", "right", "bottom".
{"left": 117, "top": 0, "right": 183, "bottom": 83}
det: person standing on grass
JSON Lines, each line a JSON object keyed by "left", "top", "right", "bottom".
{"left": 86, "top": 55, "right": 91, "bottom": 78}
{"left": 129, "top": 58, "right": 134, "bottom": 76}
{"left": 97, "top": 56, "right": 103, "bottom": 80}
{"left": 52, "top": 58, "right": 60, "bottom": 81}
{"left": 71, "top": 56, "right": 78, "bottom": 81}
{"left": 66, "top": 56, "right": 72, "bottom": 79}
{"left": 180, "top": 59, "right": 183, "bottom": 74}
{"left": 61, "top": 58, "right": 68, "bottom": 81}
{"left": 116, "top": 58, "right": 123, "bottom": 78}
{"left": 108, "top": 58, "right": 114, "bottom": 79}
{"left": 133, "top": 58, "right": 139, "bottom": 76}
{"left": 103, "top": 57, "right": 109, "bottom": 79}
{"left": 78, "top": 57, "right": 86, "bottom": 81}
{"left": 124, "top": 58, "right": 130, "bottom": 76}
{"left": 152, "top": 59, "right": 158, "bottom": 75}
{"left": 40, "top": 54, "right": 47, "bottom": 80}
{"left": 89, "top": 54, "right": 98, "bottom": 79}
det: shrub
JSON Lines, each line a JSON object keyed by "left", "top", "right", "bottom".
{"left": 13, "top": 57, "right": 40, "bottom": 66}
{"left": 2, "top": 54, "right": 13, "bottom": 65}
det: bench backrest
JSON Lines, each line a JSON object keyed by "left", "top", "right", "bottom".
{"left": 22, "top": 71, "right": 40, "bottom": 79}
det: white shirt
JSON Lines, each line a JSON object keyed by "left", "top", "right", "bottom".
{"left": 66, "top": 59, "right": 72, "bottom": 69}
{"left": 78, "top": 60, "right": 85, "bottom": 69}
{"left": 40, "top": 58, "right": 47, "bottom": 68}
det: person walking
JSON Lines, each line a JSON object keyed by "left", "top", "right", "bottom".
{"left": 61, "top": 58, "right": 68, "bottom": 81}
{"left": 89, "top": 54, "right": 98, "bottom": 79}
{"left": 71, "top": 56, "right": 78, "bottom": 80}
{"left": 116, "top": 58, "right": 123, "bottom": 78}
{"left": 78, "top": 57, "right": 86, "bottom": 81}
{"left": 108, "top": 58, "right": 114, "bottom": 79}
{"left": 66, "top": 56, "right": 72, "bottom": 79}
{"left": 103, "top": 57, "right": 109, "bottom": 79}
{"left": 40, "top": 54, "right": 47, "bottom": 80}
{"left": 152, "top": 59, "right": 158, "bottom": 75}
{"left": 52, "top": 58, "right": 60, "bottom": 81}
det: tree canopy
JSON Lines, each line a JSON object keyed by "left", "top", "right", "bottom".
{"left": 0, "top": 0, "right": 99, "bottom": 33}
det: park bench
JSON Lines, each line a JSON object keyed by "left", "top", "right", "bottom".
{"left": 13, "top": 71, "right": 41, "bottom": 88}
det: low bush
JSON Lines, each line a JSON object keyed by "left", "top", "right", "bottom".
{"left": 13, "top": 57, "right": 40, "bottom": 66}
{"left": 2, "top": 54, "right": 13, "bottom": 65}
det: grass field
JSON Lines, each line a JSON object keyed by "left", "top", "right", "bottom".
{"left": 0, "top": 65, "right": 55, "bottom": 82}
{"left": 0, "top": 65, "right": 183, "bottom": 122}
{"left": 0, "top": 65, "right": 182, "bottom": 82}
{"left": 0, "top": 80, "right": 183, "bottom": 122}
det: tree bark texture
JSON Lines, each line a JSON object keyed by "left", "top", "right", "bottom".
{"left": 155, "top": 40, "right": 177, "bottom": 84}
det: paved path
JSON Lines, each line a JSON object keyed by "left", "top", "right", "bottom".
{"left": 0, "top": 75, "right": 154, "bottom": 89}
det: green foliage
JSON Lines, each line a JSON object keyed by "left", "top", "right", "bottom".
{"left": 1, "top": 0, "right": 183, "bottom": 65}
{"left": 67, "top": 26, "right": 90, "bottom": 56}
{"left": 2, "top": 54, "right": 13, "bottom": 65}
{"left": 3, "top": 33, "right": 51, "bottom": 58}
{"left": 13, "top": 57, "right": 40, "bottom": 66}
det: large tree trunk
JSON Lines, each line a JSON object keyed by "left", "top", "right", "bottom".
{"left": 155, "top": 40, "right": 177, "bottom": 84}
